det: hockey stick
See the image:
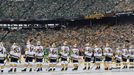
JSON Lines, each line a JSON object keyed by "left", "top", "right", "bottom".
{"left": 90, "top": 57, "right": 96, "bottom": 69}
{"left": 89, "top": 62, "right": 95, "bottom": 70}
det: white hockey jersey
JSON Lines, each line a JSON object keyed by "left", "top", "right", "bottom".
{"left": 0, "top": 47, "right": 6, "bottom": 60}
{"left": 115, "top": 49, "right": 122, "bottom": 60}
{"left": 84, "top": 47, "right": 93, "bottom": 57}
{"left": 60, "top": 46, "right": 70, "bottom": 58}
{"left": 94, "top": 48, "right": 102, "bottom": 57}
{"left": 35, "top": 46, "right": 44, "bottom": 58}
{"left": 10, "top": 46, "right": 21, "bottom": 59}
{"left": 25, "top": 45, "right": 35, "bottom": 57}
{"left": 71, "top": 48, "right": 79, "bottom": 60}
{"left": 48, "top": 47, "right": 58, "bottom": 59}
{"left": 103, "top": 47, "right": 113, "bottom": 57}
{"left": 129, "top": 48, "right": 134, "bottom": 59}
{"left": 122, "top": 48, "right": 129, "bottom": 58}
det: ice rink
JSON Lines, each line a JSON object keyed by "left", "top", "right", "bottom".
{"left": 1, "top": 62, "right": 134, "bottom": 75}
{"left": 1, "top": 70, "right": 134, "bottom": 75}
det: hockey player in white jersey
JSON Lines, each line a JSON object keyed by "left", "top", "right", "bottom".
{"left": 35, "top": 41, "right": 44, "bottom": 72}
{"left": 114, "top": 46, "right": 122, "bottom": 69}
{"left": 0, "top": 42, "right": 7, "bottom": 73}
{"left": 128, "top": 45, "right": 134, "bottom": 69}
{"left": 48, "top": 43, "right": 58, "bottom": 71}
{"left": 121, "top": 44, "right": 129, "bottom": 69}
{"left": 8, "top": 43, "right": 21, "bottom": 73}
{"left": 83, "top": 43, "right": 93, "bottom": 70}
{"left": 103, "top": 43, "right": 113, "bottom": 70}
{"left": 71, "top": 44, "right": 80, "bottom": 71}
{"left": 22, "top": 40, "right": 35, "bottom": 72}
{"left": 60, "top": 41, "right": 70, "bottom": 71}
{"left": 94, "top": 44, "right": 103, "bottom": 70}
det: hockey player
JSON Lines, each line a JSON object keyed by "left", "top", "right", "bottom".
{"left": 60, "top": 41, "right": 70, "bottom": 71}
{"left": 121, "top": 44, "right": 129, "bottom": 69}
{"left": 35, "top": 41, "right": 44, "bottom": 72}
{"left": 83, "top": 43, "right": 93, "bottom": 70}
{"left": 94, "top": 44, "right": 103, "bottom": 70}
{"left": 22, "top": 40, "right": 35, "bottom": 72}
{"left": 128, "top": 45, "right": 134, "bottom": 69}
{"left": 71, "top": 44, "right": 80, "bottom": 71}
{"left": 8, "top": 43, "right": 21, "bottom": 73}
{"left": 103, "top": 43, "right": 113, "bottom": 70}
{"left": 0, "top": 42, "right": 7, "bottom": 73}
{"left": 48, "top": 43, "right": 58, "bottom": 71}
{"left": 114, "top": 46, "right": 122, "bottom": 69}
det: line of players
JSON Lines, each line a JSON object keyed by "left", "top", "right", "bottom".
{"left": 0, "top": 40, "right": 134, "bottom": 73}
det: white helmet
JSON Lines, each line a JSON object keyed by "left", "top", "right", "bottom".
{"left": 27, "top": 40, "right": 31, "bottom": 45}
{"left": 0, "top": 42, "right": 4, "bottom": 47}
{"left": 94, "top": 44, "right": 98, "bottom": 48}
{"left": 116, "top": 46, "right": 121, "bottom": 50}
{"left": 13, "top": 43, "right": 17, "bottom": 46}
{"left": 52, "top": 43, "right": 56, "bottom": 47}
{"left": 37, "top": 41, "right": 41, "bottom": 46}
{"left": 129, "top": 45, "right": 133, "bottom": 49}
{"left": 122, "top": 44, "right": 126, "bottom": 48}
{"left": 11, "top": 43, "right": 19, "bottom": 51}
{"left": 85, "top": 43, "right": 89, "bottom": 46}
{"left": 73, "top": 44, "right": 77, "bottom": 47}
{"left": 106, "top": 43, "right": 109, "bottom": 47}
{"left": 63, "top": 41, "right": 68, "bottom": 45}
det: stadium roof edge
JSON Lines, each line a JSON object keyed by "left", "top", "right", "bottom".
{"left": 0, "top": 11, "right": 133, "bottom": 23}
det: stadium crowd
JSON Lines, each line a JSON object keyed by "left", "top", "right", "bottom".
{"left": 0, "top": 23, "right": 133, "bottom": 52}
{"left": 0, "top": 0, "right": 134, "bottom": 19}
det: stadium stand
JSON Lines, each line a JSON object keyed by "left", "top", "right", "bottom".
{"left": 0, "top": 0, "right": 134, "bottom": 52}
{"left": 0, "top": 0, "right": 134, "bottom": 20}
{"left": 0, "top": 21, "right": 134, "bottom": 53}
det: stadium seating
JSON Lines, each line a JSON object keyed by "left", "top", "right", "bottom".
{"left": 0, "top": 23, "right": 133, "bottom": 52}
{"left": 0, "top": 0, "right": 134, "bottom": 19}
